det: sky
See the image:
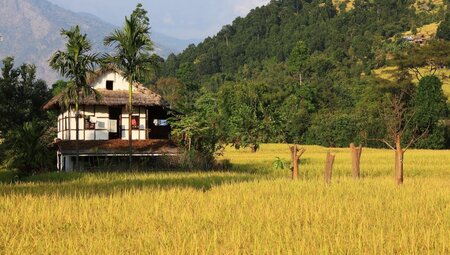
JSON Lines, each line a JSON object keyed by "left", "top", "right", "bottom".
{"left": 46, "top": 0, "right": 270, "bottom": 40}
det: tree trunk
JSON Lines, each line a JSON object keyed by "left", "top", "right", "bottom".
{"left": 290, "top": 145, "right": 306, "bottom": 180}
{"left": 350, "top": 143, "right": 362, "bottom": 179}
{"left": 128, "top": 80, "right": 133, "bottom": 170}
{"left": 395, "top": 135, "right": 404, "bottom": 185}
{"left": 324, "top": 152, "right": 335, "bottom": 184}
{"left": 75, "top": 95, "right": 80, "bottom": 172}
{"left": 293, "top": 145, "right": 298, "bottom": 180}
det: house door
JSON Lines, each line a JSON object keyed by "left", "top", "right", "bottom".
{"left": 109, "top": 107, "right": 122, "bottom": 139}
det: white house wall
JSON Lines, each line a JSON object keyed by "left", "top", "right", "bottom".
{"left": 94, "top": 105, "right": 110, "bottom": 141}
{"left": 56, "top": 71, "right": 149, "bottom": 141}
{"left": 57, "top": 105, "right": 147, "bottom": 141}
{"left": 91, "top": 72, "right": 137, "bottom": 91}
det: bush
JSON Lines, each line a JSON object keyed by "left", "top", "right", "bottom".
{"left": 1, "top": 120, "right": 54, "bottom": 176}
{"left": 170, "top": 92, "right": 223, "bottom": 170}
{"left": 437, "top": 14, "right": 450, "bottom": 41}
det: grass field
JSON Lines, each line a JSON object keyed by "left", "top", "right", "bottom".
{"left": 0, "top": 144, "right": 449, "bottom": 254}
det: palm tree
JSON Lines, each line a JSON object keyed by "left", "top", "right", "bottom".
{"left": 104, "top": 14, "right": 155, "bottom": 169}
{"left": 49, "top": 25, "right": 99, "bottom": 172}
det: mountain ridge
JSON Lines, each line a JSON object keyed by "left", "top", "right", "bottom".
{"left": 0, "top": 0, "right": 195, "bottom": 84}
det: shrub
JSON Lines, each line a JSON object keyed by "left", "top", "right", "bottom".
{"left": 170, "top": 92, "right": 223, "bottom": 170}
{"left": 1, "top": 120, "right": 54, "bottom": 176}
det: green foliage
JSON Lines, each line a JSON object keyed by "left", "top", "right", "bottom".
{"left": 49, "top": 26, "right": 99, "bottom": 89}
{"left": 0, "top": 57, "right": 51, "bottom": 134}
{"left": 50, "top": 80, "right": 68, "bottom": 96}
{"left": 49, "top": 25, "right": 101, "bottom": 110}
{"left": 437, "top": 13, "right": 450, "bottom": 41}
{"left": 272, "top": 157, "right": 287, "bottom": 170}
{"left": 287, "top": 40, "right": 310, "bottom": 83}
{"left": 155, "top": 1, "right": 450, "bottom": 149}
{"left": 395, "top": 40, "right": 450, "bottom": 78}
{"left": 49, "top": 25, "right": 101, "bottom": 171}
{"left": 103, "top": 5, "right": 157, "bottom": 168}
{"left": 176, "top": 62, "right": 198, "bottom": 91}
{"left": 131, "top": 3, "right": 150, "bottom": 27}
{"left": 219, "top": 60, "right": 291, "bottom": 150}
{"left": 410, "top": 75, "right": 449, "bottom": 148}
{"left": 152, "top": 77, "right": 187, "bottom": 111}
{"left": 170, "top": 92, "right": 223, "bottom": 169}
{"left": 1, "top": 120, "right": 53, "bottom": 176}
{"left": 161, "top": 0, "right": 416, "bottom": 79}
{"left": 103, "top": 9, "right": 155, "bottom": 84}
{"left": 304, "top": 111, "right": 362, "bottom": 147}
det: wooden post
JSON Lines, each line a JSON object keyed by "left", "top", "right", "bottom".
{"left": 289, "top": 145, "right": 306, "bottom": 180}
{"left": 324, "top": 152, "right": 335, "bottom": 184}
{"left": 349, "top": 143, "right": 363, "bottom": 179}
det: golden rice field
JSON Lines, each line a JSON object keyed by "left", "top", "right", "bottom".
{"left": 0, "top": 144, "right": 449, "bottom": 254}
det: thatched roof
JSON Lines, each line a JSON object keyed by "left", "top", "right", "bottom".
{"left": 43, "top": 68, "right": 169, "bottom": 110}
{"left": 43, "top": 87, "right": 169, "bottom": 110}
{"left": 55, "top": 139, "right": 179, "bottom": 155}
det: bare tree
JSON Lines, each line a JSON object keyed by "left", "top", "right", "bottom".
{"left": 289, "top": 145, "right": 306, "bottom": 180}
{"left": 379, "top": 92, "right": 429, "bottom": 185}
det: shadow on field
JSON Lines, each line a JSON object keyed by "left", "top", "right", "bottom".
{"left": 0, "top": 171, "right": 259, "bottom": 197}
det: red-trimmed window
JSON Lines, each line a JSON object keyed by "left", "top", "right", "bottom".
{"left": 131, "top": 116, "right": 140, "bottom": 129}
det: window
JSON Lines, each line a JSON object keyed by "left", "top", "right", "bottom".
{"left": 84, "top": 117, "right": 95, "bottom": 130}
{"left": 106, "top": 80, "right": 114, "bottom": 90}
{"left": 152, "top": 119, "right": 168, "bottom": 126}
{"left": 131, "top": 116, "right": 140, "bottom": 129}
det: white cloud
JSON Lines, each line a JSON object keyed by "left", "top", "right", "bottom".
{"left": 233, "top": 0, "right": 270, "bottom": 16}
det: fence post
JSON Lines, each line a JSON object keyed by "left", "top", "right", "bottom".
{"left": 290, "top": 145, "right": 306, "bottom": 180}
{"left": 350, "top": 143, "right": 363, "bottom": 179}
{"left": 324, "top": 152, "right": 335, "bottom": 184}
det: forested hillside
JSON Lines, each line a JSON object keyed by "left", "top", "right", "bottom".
{"left": 155, "top": 0, "right": 450, "bottom": 150}
{"left": 162, "top": 0, "right": 445, "bottom": 79}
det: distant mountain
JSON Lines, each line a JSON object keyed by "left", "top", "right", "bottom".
{"left": 152, "top": 32, "right": 202, "bottom": 57}
{"left": 0, "top": 0, "right": 196, "bottom": 84}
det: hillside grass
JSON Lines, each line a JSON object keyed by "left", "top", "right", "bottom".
{"left": 404, "top": 22, "right": 439, "bottom": 38}
{"left": 0, "top": 144, "right": 449, "bottom": 254}
{"left": 333, "top": 0, "right": 445, "bottom": 13}
{"left": 373, "top": 66, "right": 450, "bottom": 100}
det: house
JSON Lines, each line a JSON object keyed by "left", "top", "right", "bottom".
{"left": 403, "top": 34, "right": 428, "bottom": 46}
{"left": 43, "top": 68, "right": 179, "bottom": 171}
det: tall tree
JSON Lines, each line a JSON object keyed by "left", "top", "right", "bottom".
{"left": 104, "top": 5, "right": 155, "bottom": 169}
{"left": 152, "top": 77, "right": 187, "bottom": 111}
{"left": 409, "top": 75, "right": 449, "bottom": 148}
{"left": 0, "top": 57, "right": 50, "bottom": 135}
{"left": 395, "top": 40, "right": 450, "bottom": 80}
{"left": 49, "top": 25, "right": 99, "bottom": 172}
{"left": 379, "top": 91, "right": 430, "bottom": 185}
{"left": 437, "top": 13, "right": 450, "bottom": 41}
{"left": 287, "top": 40, "right": 310, "bottom": 85}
